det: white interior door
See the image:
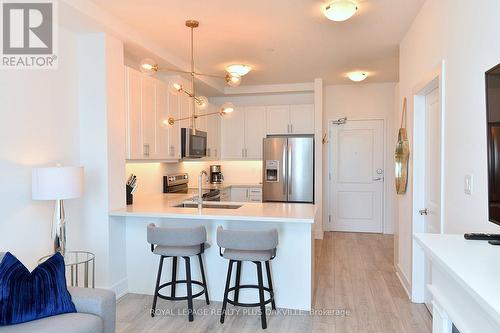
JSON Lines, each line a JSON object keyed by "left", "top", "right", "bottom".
{"left": 329, "top": 119, "right": 384, "bottom": 233}
{"left": 422, "top": 87, "right": 442, "bottom": 310}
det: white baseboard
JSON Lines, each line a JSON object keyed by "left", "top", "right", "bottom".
{"left": 109, "top": 277, "right": 128, "bottom": 300}
{"left": 395, "top": 263, "right": 411, "bottom": 300}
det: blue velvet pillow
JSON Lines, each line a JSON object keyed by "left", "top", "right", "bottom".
{"left": 0, "top": 252, "right": 76, "bottom": 325}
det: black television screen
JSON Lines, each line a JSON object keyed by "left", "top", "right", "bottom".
{"left": 486, "top": 64, "right": 500, "bottom": 225}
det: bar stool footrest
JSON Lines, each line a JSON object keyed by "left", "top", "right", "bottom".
{"left": 157, "top": 280, "right": 206, "bottom": 301}
{"left": 226, "top": 284, "right": 274, "bottom": 308}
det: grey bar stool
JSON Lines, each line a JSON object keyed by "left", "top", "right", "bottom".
{"left": 217, "top": 226, "right": 278, "bottom": 329}
{"left": 147, "top": 223, "right": 210, "bottom": 322}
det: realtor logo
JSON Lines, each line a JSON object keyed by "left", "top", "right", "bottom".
{"left": 1, "top": 0, "right": 57, "bottom": 68}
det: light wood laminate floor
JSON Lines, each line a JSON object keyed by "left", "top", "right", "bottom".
{"left": 116, "top": 232, "right": 431, "bottom": 333}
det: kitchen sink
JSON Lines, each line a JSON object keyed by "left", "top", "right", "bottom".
{"left": 173, "top": 202, "right": 243, "bottom": 209}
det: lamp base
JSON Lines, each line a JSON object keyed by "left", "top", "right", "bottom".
{"left": 53, "top": 199, "right": 67, "bottom": 255}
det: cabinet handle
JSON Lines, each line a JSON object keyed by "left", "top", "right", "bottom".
{"left": 290, "top": 124, "right": 293, "bottom": 133}
{"left": 207, "top": 148, "right": 211, "bottom": 157}
{"left": 214, "top": 148, "right": 217, "bottom": 157}
{"left": 143, "top": 144, "right": 149, "bottom": 156}
{"left": 242, "top": 148, "right": 245, "bottom": 158}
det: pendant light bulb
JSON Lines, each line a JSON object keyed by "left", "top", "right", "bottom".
{"left": 225, "top": 73, "right": 242, "bottom": 87}
{"left": 169, "top": 82, "right": 183, "bottom": 94}
{"left": 220, "top": 102, "right": 235, "bottom": 115}
{"left": 139, "top": 58, "right": 158, "bottom": 75}
{"left": 196, "top": 96, "right": 209, "bottom": 110}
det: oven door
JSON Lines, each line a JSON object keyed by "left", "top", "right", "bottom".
{"left": 181, "top": 128, "right": 207, "bottom": 158}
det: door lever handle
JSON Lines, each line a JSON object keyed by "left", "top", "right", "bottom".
{"left": 373, "top": 177, "right": 384, "bottom": 181}
{"left": 419, "top": 208, "right": 428, "bottom": 216}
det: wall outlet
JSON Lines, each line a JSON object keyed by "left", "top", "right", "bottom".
{"left": 464, "top": 174, "right": 473, "bottom": 195}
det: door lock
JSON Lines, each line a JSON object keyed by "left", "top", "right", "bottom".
{"left": 419, "top": 208, "right": 428, "bottom": 216}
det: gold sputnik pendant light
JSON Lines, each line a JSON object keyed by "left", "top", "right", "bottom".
{"left": 139, "top": 20, "right": 246, "bottom": 129}
{"left": 395, "top": 97, "right": 410, "bottom": 195}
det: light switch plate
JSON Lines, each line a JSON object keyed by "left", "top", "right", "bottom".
{"left": 464, "top": 174, "right": 473, "bottom": 195}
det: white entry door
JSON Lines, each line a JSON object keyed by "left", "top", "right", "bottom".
{"left": 329, "top": 119, "right": 384, "bottom": 233}
{"left": 422, "top": 87, "right": 442, "bottom": 310}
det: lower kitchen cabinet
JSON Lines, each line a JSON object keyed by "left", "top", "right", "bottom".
{"left": 225, "top": 187, "right": 262, "bottom": 202}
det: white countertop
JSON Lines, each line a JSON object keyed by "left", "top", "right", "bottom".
{"left": 414, "top": 233, "right": 500, "bottom": 324}
{"left": 199, "top": 183, "right": 262, "bottom": 190}
{"left": 109, "top": 193, "right": 315, "bottom": 224}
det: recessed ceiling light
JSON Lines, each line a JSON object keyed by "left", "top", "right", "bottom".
{"left": 324, "top": 0, "right": 358, "bottom": 22}
{"left": 347, "top": 71, "right": 368, "bottom": 82}
{"left": 225, "top": 64, "right": 252, "bottom": 76}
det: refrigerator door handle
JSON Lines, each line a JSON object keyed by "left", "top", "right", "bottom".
{"left": 288, "top": 143, "right": 292, "bottom": 195}
{"left": 282, "top": 143, "right": 287, "bottom": 196}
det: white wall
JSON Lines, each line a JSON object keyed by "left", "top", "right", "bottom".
{"left": 397, "top": 0, "right": 500, "bottom": 293}
{"left": 0, "top": 28, "right": 81, "bottom": 268}
{"left": 323, "top": 82, "right": 397, "bottom": 234}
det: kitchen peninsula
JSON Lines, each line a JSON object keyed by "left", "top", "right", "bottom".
{"left": 109, "top": 193, "right": 317, "bottom": 310}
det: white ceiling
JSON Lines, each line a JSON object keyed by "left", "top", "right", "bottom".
{"left": 92, "top": 0, "right": 424, "bottom": 90}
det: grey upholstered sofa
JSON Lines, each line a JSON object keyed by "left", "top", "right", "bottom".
{"left": 0, "top": 252, "right": 116, "bottom": 333}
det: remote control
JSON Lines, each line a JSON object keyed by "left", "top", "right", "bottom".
{"left": 464, "top": 233, "right": 500, "bottom": 241}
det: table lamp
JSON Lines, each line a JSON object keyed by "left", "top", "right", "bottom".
{"left": 32, "top": 166, "right": 84, "bottom": 255}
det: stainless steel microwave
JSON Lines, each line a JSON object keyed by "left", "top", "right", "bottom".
{"left": 181, "top": 128, "right": 207, "bottom": 158}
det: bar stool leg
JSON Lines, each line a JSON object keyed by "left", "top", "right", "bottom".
{"left": 151, "top": 255, "right": 165, "bottom": 317}
{"left": 256, "top": 261, "right": 267, "bottom": 329}
{"left": 220, "top": 260, "right": 234, "bottom": 324}
{"left": 171, "top": 257, "right": 177, "bottom": 298}
{"left": 234, "top": 261, "right": 242, "bottom": 303}
{"left": 198, "top": 254, "right": 210, "bottom": 305}
{"left": 265, "top": 261, "right": 276, "bottom": 310}
{"left": 184, "top": 257, "right": 194, "bottom": 322}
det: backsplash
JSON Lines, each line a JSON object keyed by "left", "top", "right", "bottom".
{"left": 125, "top": 160, "right": 262, "bottom": 195}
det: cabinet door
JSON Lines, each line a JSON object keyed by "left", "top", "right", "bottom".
{"left": 179, "top": 93, "right": 192, "bottom": 130}
{"left": 266, "top": 105, "right": 290, "bottom": 135}
{"left": 155, "top": 81, "right": 169, "bottom": 159}
{"left": 230, "top": 188, "right": 248, "bottom": 202}
{"left": 247, "top": 187, "right": 263, "bottom": 202}
{"left": 221, "top": 107, "right": 245, "bottom": 159}
{"left": 290, "top": 104, "right": 314, "bottom": 134}
{"left": 141, "top": 76, "right": 157, "bottom": 158}
{"left": 167, "top": 90, "right": 181, "bottom": 159}
{"left": 245, "top": 106, "right": 267, "bottom": 159}
{"left": 206, "top": 104, "right": 220, "bottom": 160}
{"left": 126, "top": 67, "right": 143, "bottom": 159}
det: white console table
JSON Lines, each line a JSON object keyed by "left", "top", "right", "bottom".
{"left": 415, "top": 233, "right": 500, "bottom": 333}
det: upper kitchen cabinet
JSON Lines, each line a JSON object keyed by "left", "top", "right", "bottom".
{"left": 266, "top": 104, "right": 314, "bottom": 135}
{"left": 266, "top": 105, "right": 290, "bottom": 135}
{"left": 245, "top": 106, "right": 267, "bottom": 159}
{"left": 205, "top": 103, "right": 220, "bottom": 160}
{"left": 125, "top": 66, "right": 182, "bottom": 161}
{"left": 221, "top": 106, "right": 266, "bottom": 160}
{"left": 221, "top": 106, "right": 246, "bottom": 159}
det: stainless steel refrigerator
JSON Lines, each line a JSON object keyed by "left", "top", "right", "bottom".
{"left": 262, "top": 136, "right": 314, "bottom": 203}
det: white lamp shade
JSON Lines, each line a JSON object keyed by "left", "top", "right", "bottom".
{"left": 32, "top": 166, "right": 84, "bottom": 200}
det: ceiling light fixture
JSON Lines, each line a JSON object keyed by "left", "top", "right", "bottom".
{"left": 225, "top": 64, "right": 252, "bottom": 77}
{"left": 140, "top": 20, "right": 242, "bottom": 128}
{"left": 324, "top": 0, "right": 358, "bottom": 22}
{"left": 347, "top": 71, "right": 368, "bottom": 82}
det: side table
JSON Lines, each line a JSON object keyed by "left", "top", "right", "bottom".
{"left": 39, "top": 251, "right": 95, "bottom": 288}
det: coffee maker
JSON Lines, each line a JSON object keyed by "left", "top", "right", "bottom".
{"left": 210, "top": 165, "right": 224, "bottom": 184}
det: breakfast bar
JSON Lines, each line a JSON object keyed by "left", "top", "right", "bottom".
{"left": 109, "top": 193, "right": 317, "bottom": 311}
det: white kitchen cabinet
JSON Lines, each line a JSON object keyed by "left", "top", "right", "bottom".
{"left": 266, "top": 104, "right": 314, "bottom": 135}
{"left": 126, "top": 67, "right": 182, "bottom": 160}
{"left": 290, "top": 104, "right": 315, "bottom": 134}
{"left": 126, "top": 67, "right": 143, "bottom": 159}
{"left": 221, "top": 106, "right": 246, "bottom": 159}
{"left": 244, "top": 106, "right": 267, "bottom": 159}
{"left": 246, "top": 187, "right": 263, "bottom": 202}
{"left": 205, "top": 104, "right": 220, "bottom": 160}
{"left": 230, "top": 187, "right": 248, "bottom": 202}
{"left": 221, "top": 106, "right": 267, "bottom": 160}
{"left": 266, "top": 105, "right": 290, "bottom": 135}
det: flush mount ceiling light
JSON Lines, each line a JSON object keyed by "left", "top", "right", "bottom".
{"left": 140, "top": 20, "right": 242, "bottom": 129}
{"left": 347, "top": 71, "right": 368, "bottom": 82}
{"left": 324, "top": 0, "right": 358, "bottom": 22}
{"left": 225, "top": 64, "right": 252, "bottom": 77}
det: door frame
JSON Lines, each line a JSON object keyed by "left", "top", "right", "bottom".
{"left": 411, "top": 61, "right": 446, "bottom": 303}
{"left": 326, "top": 118, "right": 386, "bottom": 233}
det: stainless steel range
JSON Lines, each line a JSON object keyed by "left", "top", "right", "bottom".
{"left": 163, "top": 173, "right": 220, "bottom": 201}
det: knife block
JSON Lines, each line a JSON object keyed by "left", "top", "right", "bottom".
{"left": 126, "top": 185, "right": 133, "bottom": 205}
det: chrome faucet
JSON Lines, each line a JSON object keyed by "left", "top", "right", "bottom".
{"left": 198, "top": 170, "right": 208, "bottom": 209}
